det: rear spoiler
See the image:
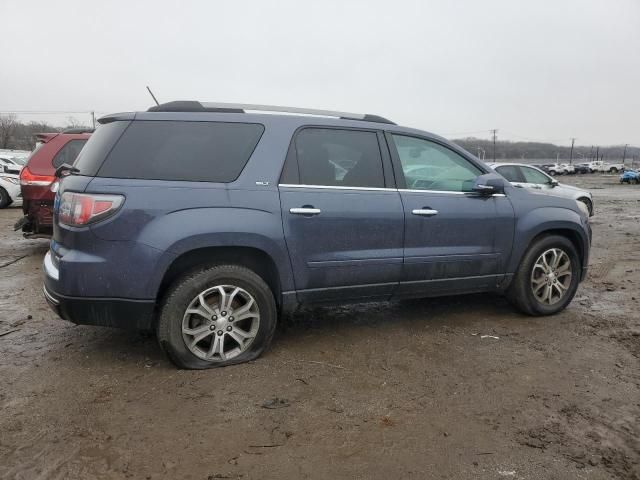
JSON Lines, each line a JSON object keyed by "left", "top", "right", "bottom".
{"left": 35, "top": 133, "right": 59, "bottom": 143}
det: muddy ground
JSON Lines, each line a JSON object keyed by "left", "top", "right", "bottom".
{"left": 0, "top": 174, "right": 638, "bottom": 480}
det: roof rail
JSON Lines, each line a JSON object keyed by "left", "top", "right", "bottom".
{"left": 62, "top": 127, "right": 95, "bottom": 134}
{"left": 147, "top": 101, "right": 395, "bottom": 125}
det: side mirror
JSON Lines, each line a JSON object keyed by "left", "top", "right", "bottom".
{"left": 549, "top": 179, "right": 559, "bottom": 187}
{"left": 472, "top": 173, "right": 506, "bottom": 195}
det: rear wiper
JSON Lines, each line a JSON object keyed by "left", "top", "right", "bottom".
{"left": 54, "top": 163, "right": 80, "bottom": 178}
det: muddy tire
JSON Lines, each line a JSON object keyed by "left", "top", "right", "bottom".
{"left": 0, "top": 188, "right": 10, "bottom": 209}
{"left": 507, "top": 235, "right": 581, "bottom": 316}
{"left": 157, "top": 264, "right": 277, "bottom": 369}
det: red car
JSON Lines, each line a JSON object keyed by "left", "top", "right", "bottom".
{"left": 16, "top": 128, "right": 92, "bottom": 236}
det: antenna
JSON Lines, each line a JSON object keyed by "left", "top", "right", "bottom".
{"left": 146, "top": 86, "right": 160, "bottom": 106}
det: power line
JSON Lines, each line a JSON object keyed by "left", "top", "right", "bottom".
{"left": 0, "top": 110, "right": 109, "bottom": 115}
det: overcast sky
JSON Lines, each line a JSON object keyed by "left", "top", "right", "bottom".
{"left": 1, "top": 0, "right": 638, "bottom": 146}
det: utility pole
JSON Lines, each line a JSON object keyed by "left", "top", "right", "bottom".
{"left": 569, "top": 138, "right": 575, "bottom": 165}
{"left": 491, "top": 129, "right": 498, "bottom": 161}
{"left": 91, "top": 111, "right": 96, "bottom": 129}
{"left": 595, "top": 146, "right": 599, "bottom": 163}
{"left": 622, "top": 143, "right": 628, "bottom": 166}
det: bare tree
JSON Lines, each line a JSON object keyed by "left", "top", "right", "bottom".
{"left": 0, "top": 114, "right": 18, "bottom": 149}
{"left": 65, "top": 116, "right": 90, "bottom": 130}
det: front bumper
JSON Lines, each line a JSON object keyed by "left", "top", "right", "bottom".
{"left": 43, "top": 251, "right": 155, "bottom": 330}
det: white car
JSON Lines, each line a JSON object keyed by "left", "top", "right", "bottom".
{"left": 0, "top": 157, "right": 22, "bottom": 175}
{"left": 561, "top": 163, "right": 575, "bottom": 174}
{"left": 0, "top": 172, "right": 21, "bottom": 208}
{"left": 543, "top": 163, "right": 569, "bottom": 176}
{"left": 585, "top": 161, "right": 624, "bottom": 173}
{"left": 489, "top": 162, "right": 594, "bottom": 216}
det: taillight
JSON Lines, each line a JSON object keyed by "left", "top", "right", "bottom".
{"left": 20, "top": 166, "right": 55, "bottom": 186}
{"left": 58, "top": 192, "right": 124, "bottom": 226}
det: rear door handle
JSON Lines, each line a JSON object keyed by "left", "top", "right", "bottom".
{"left": 412, "top": 208, "right": 438, "bottom": 217}
{"left": 290, "top": 207, "right": 321, "bottom": 215}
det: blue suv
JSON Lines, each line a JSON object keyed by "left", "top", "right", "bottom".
{"left": 43, "top": 101, "right": 591, "bottom": 368}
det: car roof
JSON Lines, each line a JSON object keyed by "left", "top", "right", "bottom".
{"left": 99, "top": 101, "right": 449, "bottom": 139}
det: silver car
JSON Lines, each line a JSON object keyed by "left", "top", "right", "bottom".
{"left": 489, "top": 162, "right": 594, "bottom": 216}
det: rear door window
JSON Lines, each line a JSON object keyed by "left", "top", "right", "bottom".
{"left": 52, "top": 139, "right": 88, "bottom": 168}
{"left": 293, "top": 128, "right": 384, "bottom": 188}
{"left": 495, "top": 165, "right": 525, "bottom": 183}
{"left": 97, "top": 121, "right": 264, "bottom": 182}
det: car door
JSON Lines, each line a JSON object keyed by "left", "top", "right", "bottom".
{"left": 386, "top": 133, "right": 512, "bottom": 296}
{"left": 279, "top": 127, "right": 404, "bottom": 303}
{"left": 518, "top": 165, "right": 556, "bottom": 192}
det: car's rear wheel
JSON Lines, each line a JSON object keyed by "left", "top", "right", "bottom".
{"left": 507, "top": 235, "right": 581, "bottom": 316}
{"left": 610, "top": 167, "right": 619, "bottom": 173}
{"left": 0, "top": 187, "right": 10, "bottom": 209}
{"left": 157, "top": 264, "right": 277, "bottom": 369}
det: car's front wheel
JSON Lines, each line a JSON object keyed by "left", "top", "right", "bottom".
{"left": 578, "top": 198, "right": 593, "bottom": 216}
{"left": 507, "top": 235, "right": 581, "bottom": 316}
{"left": 157, "top": 264, "right": 277, "bottom": 369}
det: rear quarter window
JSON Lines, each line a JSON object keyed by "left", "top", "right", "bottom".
{"left": 97, "top": 121, "right": 264, "bottom": 182}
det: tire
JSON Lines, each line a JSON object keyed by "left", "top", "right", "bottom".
{"left": 610, "top": 167, "right": 618, "bottom": 173}
{"left": 578, "top": 197, "right": 593, "bottom": 216}
{"left": 0, "top": 187, "right": 10, "bottom": 209}
{"left": 157, "top": 264, "right": 277, "bottom": 369}
{"left": 507, "top": 235, "right": 581, "bottom": 316}
{"left": 549, "top": 170, "right": 557, "bottom": 176}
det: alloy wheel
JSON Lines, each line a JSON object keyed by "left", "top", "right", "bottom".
{"left": 182, "top": 285, "right": 260, "bottom": 361}
{"left": 530, "top": 248, "right": 572, "bottom": 305}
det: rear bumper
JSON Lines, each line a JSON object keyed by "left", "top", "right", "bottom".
{"left": 43, "top": 283, "right": 155, "bottom": 330}
{"left": 43, "top": 251, "right": 155, "bottom": 330}
{"left": 17, "top": 199, "right": 53, "bottom": 235}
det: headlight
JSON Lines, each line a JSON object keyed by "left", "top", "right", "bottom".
{"left": 0, "top": 176, "right": 19, "bottom": 185}
{"left": 576, "top": 200, "right": 590, "bottom": 218}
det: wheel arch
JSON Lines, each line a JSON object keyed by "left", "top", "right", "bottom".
{"left": 507, "top": 207, "right": 590, "bottom": 280}
{"left": 576, "top": 196, "right": 593, "bottom": 215}
{"left": 528, "top": 228, "right": 585, "bottom": 268}
{"left": 157, "top": 246, "right": 283, "bottom": 309}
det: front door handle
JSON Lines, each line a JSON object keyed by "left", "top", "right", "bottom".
{"left": 412, "top": 208, "right": 438, "bottom": 217}
{"left": 290, "top": 207, "right": 321, "bottom": 216}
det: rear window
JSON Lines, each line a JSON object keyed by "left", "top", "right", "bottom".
{"left": 74, "top": 121, "right": 131, "bottom": 176}
{"left": 97, "top": 121, "right": 264, "bottom": 182}
{"left": 52, "top": 139, "right": 87, "bottom": 168}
